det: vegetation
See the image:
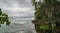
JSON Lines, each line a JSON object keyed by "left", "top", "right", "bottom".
{"left": 32, "top": 0, "right": 60, "bottom": 33}
{"left": 0, "top": 8, "right": 10, "bottom": 27}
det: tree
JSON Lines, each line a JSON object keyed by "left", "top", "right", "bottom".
{"left": 31, "top": 0, "right": 60, "bottom": 33}
{"left": 0, "top": 8, "right": 10, "bottom": 27}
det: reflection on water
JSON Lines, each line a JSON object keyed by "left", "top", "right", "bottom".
{"left": 0, "top": 20, "right": 36, "bottom": 33}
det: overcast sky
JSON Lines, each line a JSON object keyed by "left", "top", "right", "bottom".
{"left": 0, "top": 0, "right": 34, "bottom": 18}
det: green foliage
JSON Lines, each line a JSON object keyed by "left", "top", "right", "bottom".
{"left": 0, "top": 8, "right": 10, "bottom": 27}
{"left": 40, "top": 25, "right": 49, "bottom": 30}
{"left": 32, "top": 0, "right": 60, "bottom": 33}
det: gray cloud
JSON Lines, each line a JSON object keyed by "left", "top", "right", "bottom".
{"left": 0, "top": 0, "right": 35, "bottom": 20}
{"left": 0, "top": 0, "right": 33, "bottom": 8}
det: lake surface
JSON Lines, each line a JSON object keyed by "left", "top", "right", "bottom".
{"left": 0, "top": 18, "right": 36, "bottom": 33}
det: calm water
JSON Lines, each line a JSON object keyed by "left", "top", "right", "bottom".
{"left": 0, "top": 18, "right": 36, "bottom": 33}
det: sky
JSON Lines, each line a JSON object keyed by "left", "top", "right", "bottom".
{"left": 0, "top": 0, "right": 35, "bottom": 19}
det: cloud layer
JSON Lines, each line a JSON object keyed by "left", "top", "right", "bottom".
{"left": 0, "top": 0, "right": 35, "bottom": 20}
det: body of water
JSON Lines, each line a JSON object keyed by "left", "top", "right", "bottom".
{"left": 0, "top": 18, "right": 36, "bottom": 33}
